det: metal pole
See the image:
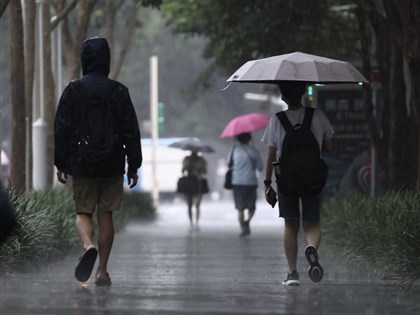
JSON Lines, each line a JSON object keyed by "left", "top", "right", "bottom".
{"left": 51, "top": 19, "right": 62, "bottom": 186}
{"left": 150, "top": 56, "right": 159, "bottom": 208}
{"left": 33, "top": 0, "right": 47, "bottom": 190}
{"left": 38, "top": 0, "right": 44, "bottom": 121}
{"left": 25, "top": 117, "right": 29, "bottom": 192}
{"left": 56, "top": 22, "right": 62, "bottom": 103}
{"left": 0, "top": 110, "right": 2, "bottom": 182}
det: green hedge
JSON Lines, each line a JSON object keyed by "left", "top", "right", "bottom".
{"left": 0, "top": 188, "right": 155, "bottom": 272}
{"left": 322, "top": 191, "right": 420, "bottom": 288}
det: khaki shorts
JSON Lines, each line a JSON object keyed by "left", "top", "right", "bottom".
{"left": 72, "top": 176, "right": 124, "bottom": 214}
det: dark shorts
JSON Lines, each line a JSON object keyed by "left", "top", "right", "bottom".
{"left": 72, "top": 176, "right": 123, "bottom": 214}
{"left": 232, "top": 185, "right": 257, "bottom": 210}
{"left": 277, "top": 192, "right": 322, "bottom": 222}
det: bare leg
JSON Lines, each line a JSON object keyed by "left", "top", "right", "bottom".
{"left": 186, "top": 195, "right": 193, "bottom": 226}
{"left": 284, "top": 218, "right": 300, "bottom": 272}
{"left": 243, "top": 208, "right": 255, "bottom": 235}
{"left": 237, "top": 210, "right": 245, "bottom": 227}
{"left": 96, "top": 211, "right": 114, "bottom": 279}
{"left": 237, "top": 210, "right": 246, "bottom": 235}
{"left": 195, "top": 195, "right": 202, "bottom": 226}
{"left": 247, "top": 208, "right": 255, "bottom": 222}
{"left": 302, "top": 221, "right": 321, "bottom": 248}
{"left": 76, "top": 213, "right": 95, "bottom": 250}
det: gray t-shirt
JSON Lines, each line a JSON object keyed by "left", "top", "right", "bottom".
{"left": 261, "top": 107, "right": 334, "bottom": 159}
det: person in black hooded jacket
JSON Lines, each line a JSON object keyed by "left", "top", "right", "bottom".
{"left": 54, "top": 37, "right": 142, "bottom": 286}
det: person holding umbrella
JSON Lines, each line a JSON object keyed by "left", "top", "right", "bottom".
{"left": 170, "top": 138, "right": 212, "bottom": 228}
{"left": 225, "top": 132, "right": 263, "bottom": 237}
{"left": 224, "top": 51, "right": 365, "bottom": 283}
{"left": 221, "top": 113, "right": 267, "bottom": 237}
{"left": 262, "top": 81, "right": 334, "bottom": 285}
{"left": 181, "top": 149, "right": 208, "bottom": 228}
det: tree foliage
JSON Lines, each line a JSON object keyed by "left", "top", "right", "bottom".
{"left": 163, "top": 0, "right": 360, "bottom": 76}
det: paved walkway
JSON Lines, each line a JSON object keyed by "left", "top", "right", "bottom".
{"left": 1, "top": 198, "right": 419, "bottom": 314}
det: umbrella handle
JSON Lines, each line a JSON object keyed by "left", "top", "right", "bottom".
{"left": 219, "top": 81, "right": 233, "bottom": 92}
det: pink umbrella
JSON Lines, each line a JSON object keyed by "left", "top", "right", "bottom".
{"left": 220, "top": 112, "right": 270, "bottom": 138}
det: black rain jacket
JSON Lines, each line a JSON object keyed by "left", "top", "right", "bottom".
{"left": 54, "top": 37, "right": 142, "bottom": 177}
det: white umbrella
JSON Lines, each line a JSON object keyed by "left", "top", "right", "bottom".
{"left": 226, "top": 51, "right": 369, "bottom": 84}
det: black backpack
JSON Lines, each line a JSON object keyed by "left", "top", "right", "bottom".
{"left": 72, "top": 80, "right": 119, "bottom": 163}
{"left": 275, "top": 107, "right": 328, "bottom": 197}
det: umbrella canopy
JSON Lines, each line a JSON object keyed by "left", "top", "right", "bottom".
{"left": 226, "top": 51, "right": 369, "bottom": 84}
{"left": 220, "top": 112, "right": 270, "bottom": 138}
{"left": 169, "top": 138, "right": 214, "bottom": 153}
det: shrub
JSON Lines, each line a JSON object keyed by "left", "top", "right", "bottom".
{"left": 322, "top": 191, "right": 420, "bottom": 288}
{"left": 0, "top": 188, "right": 77, "bottom": 271}
{"left": 117, "top": 191, "right": 156, "bottom": 225}
{"left": 0, "top": 188, "right": 156, "bottom": 272}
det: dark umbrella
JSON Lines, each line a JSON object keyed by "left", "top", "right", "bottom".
{"left": 169, "top": 138, "right": 215, "bottom": 153}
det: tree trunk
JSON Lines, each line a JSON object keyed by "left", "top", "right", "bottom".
{"left": 106, "top": 0, "right": 124, "bottom": 62}
{"left": 68, "top": 0, "right": 96, "bottom": 79}
{"left": 8, "top": 0, "right": 26, "bottom": 192}
{"left": 62, "top": 17, "right": 78, "bottom": 80}
{"left": 24, "top": 0, "right": 36, "bottom": 190}
{"left": 395, "top": 0, "right": 420, "bottom": 189}
{"left": 109, "top": 1, "right": 138, "bottom": 80}
{"left": 0, "top": 0, "right": 10, "bottom": 17}
{"left": 42, "top": 3, "right": 56, "bottom": 187}
{"left": 356, "top": 5, "right": 390, "bottom": 189}
{"left": 387, "top": 45, "right": 412, "bottom": 190}
{"left": 407, "top": 59, "right": 420, "bottom": 188}
{"left": 374, "top": 24, "right": 391, "bottom": 188}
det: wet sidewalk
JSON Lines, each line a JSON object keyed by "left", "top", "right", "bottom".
{"left": 1, "top": 199, "right": 419, "bottom": 314}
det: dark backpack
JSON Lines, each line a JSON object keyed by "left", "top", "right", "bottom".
{"left": 72, "top": 80, "right": 119, "bottom": 163}
{"left": 275, "top": 107, "right": 328, "bottom": 197}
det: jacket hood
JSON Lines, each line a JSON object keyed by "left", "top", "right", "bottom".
{"left": 80, "top": 37, "right": 110, "bottom": 76}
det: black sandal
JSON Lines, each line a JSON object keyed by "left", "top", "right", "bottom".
{"left": 75, "top": 247, "right": 98, "bottom": 282}
{"left": 95, "top": 272, "right": 112, "bottom": 286}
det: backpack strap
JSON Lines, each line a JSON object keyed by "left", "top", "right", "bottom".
{"left": 228, "top": 146, "right": 235, "bottom": 168}
{"left": 276, "top": 111, "right": 294, "bottom": 132}
{"left": 302, "top": 107, "right": 315, "bottom": 130}
{"left": 276, "top": 108, "right": 315, "bottom": 132}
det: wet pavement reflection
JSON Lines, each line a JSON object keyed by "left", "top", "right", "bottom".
{"left": 1, "top": 199, "right": 419, "bottom": 314}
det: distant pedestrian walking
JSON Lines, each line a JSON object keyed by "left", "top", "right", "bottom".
{"left": 179, "top": 150, "right": 208, "bottom": 227}
{"left": 226, "top": 133, "right": 263, "bottom": 237}
{"left": 54, "top": 37, "right": 142, "bottom": 286}
{"left": 262, "top": 81, "right": 333, "bottom": 285}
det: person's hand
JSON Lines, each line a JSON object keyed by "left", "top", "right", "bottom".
{"left": 57, "top": 170, "right": 68, "bottom": 184}
{"left": 264, "top": 185, "right": 277, "bottom": 208}
{"left": 264, "top": 185, "right": 271, "bottom": 204}
{"left": 127, "top": 172, "right": 138, "bottom": 189}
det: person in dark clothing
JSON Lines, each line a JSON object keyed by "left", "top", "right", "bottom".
{"left": 54, "top": 37, "right": 142, "bottom": 286}
{"left": 0, "top": 181, "right": 16, "bottom": 244}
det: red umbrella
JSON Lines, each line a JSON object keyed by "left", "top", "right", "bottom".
{"left": 220, "top": 112, "right": 270, "bottom": 138}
